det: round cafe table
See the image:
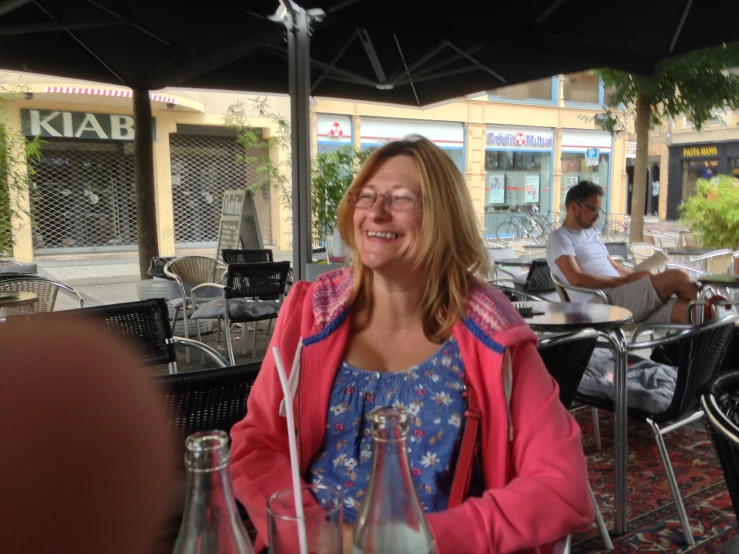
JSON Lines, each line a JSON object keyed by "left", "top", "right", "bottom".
{"left": 521, "top": 301, "right": 633, "bottom": 535}
{"left": 0, "top": 291, "right": 38, "bottom": 309}
{"left": 495, "top": 257, "right": 543, "bottom": 268}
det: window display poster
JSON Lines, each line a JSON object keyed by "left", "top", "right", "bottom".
{"left": 591, "top": 175, "right": 600, "bottom": 185}
{"left": 564, "top": 175, "right": 579, "bottom": 190}
{"left": 486, "top": 173, "right": 505, "bottom": 204}
{"left": 524, "top": 174, "right": 540, "bottom": 203}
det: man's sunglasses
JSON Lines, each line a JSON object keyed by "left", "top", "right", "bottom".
{"left": 577, "top": 202, "right": 601, "bottom": 215}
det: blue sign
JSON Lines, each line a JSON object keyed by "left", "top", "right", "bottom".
{"left": 585, "top": 148, "right": 599, "bottom": 160}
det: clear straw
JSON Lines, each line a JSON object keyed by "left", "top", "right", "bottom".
{"left": 272, "top": 345, "right": 308, "bottom": 554}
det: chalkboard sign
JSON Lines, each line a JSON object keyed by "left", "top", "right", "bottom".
{"left": 215, "top": 190, "right": 263, "bottom": 259}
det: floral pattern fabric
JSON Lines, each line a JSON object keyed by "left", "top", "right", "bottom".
{"left": 306, "top": 336, "right": 466, "bottom": 523}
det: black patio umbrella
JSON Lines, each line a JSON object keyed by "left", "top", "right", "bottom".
{"left": 0, "top": 0, "right": 733, "bottom": 281}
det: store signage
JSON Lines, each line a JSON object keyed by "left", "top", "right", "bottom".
{"left": 20, "top": 109, "right": 151, "bottom": 141}
{"left": 626, "top": 141, "right": 636, "bottom": 158}
{"left": 486, "top": 131, "right": 552, "bottom": 148}
{"left": 682, "top": 145, "right": 718, "bottom": 158}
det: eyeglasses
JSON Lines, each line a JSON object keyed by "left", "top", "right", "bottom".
{"left": 577, "top": 201, "right": 601, "bottom": 215}
{"left": 348, "top": 189, "right": 420, "bottom": 212}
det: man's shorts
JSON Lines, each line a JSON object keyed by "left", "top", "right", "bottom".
{"left": 599, "top": 277, "right": 678, "bottom": 323}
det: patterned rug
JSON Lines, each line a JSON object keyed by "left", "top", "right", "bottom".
{"left": 573, "top": 410, "right": 738, "bottom": 553}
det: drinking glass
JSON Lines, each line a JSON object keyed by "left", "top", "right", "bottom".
{"left": 267, "top": 484, "right": 343, "bottom": 554}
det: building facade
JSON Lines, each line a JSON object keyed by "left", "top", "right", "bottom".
{"left": 6, "top": 71, "right": 628, "bottom": 262}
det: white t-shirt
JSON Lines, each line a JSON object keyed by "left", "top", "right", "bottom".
{"left": 546, "top": 226, "right": 619, "bottom": 302}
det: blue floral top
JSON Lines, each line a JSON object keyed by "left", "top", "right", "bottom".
{"left": 306, "top": 336, "right": 466, "bottom": 523}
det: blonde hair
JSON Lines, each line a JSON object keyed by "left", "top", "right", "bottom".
{"left": 336, "top": 135, "right": 490, "bottom": 343}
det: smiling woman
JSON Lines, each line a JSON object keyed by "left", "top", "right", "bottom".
{"left": 229, "top": 135, "right": 593, "bottom": 554}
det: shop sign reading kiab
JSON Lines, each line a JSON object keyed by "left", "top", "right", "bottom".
{"left": 21, "top": 109, "right": 154, "bottom": 141}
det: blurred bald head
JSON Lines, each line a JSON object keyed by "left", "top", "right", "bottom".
{"left": 0, "top": 318, "right": 173, "bottom": 554}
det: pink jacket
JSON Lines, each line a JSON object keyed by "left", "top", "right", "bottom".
{"left": 230, "top": 268, "right": 594, "bottom": 553}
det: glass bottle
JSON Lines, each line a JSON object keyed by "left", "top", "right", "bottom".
{"left": 173, "top": 430, "right": 255, "bottom": 554}
{"left": 353, "top": 407, "right": 435, "bottom": 554}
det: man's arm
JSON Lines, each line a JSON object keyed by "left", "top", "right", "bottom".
{"left": 609, "top": 257, "right": 632, "bottom": 277}
{"left": 555, "top": 255, "right": 626, "bottom": 290}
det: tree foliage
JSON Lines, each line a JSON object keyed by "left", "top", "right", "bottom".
{"left": 0, "top": 79, "right": 41, "bottom": 259}
{"left": 224, "top": 97, "right": 291, "bottom": 211}
{"left": 679, "top": 174, "right": 739, "bottom": 249}
{"left": 311, "top": 145, "right": 374, "bottom": 244}
{"left": 597, "top": 42, "right": 739, "bottom": 132}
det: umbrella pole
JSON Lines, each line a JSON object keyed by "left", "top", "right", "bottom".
{"left": 285, "top": 6, "right": 319, "bottom": 282}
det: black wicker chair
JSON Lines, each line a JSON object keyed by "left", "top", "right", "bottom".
{"left": 4, "top": 298, "right": 228, "bottom": 372}
{"left": 538, "top": 329, "right": 613, "bottom": 551}
{"left": 576, "top": 313, "right": 739, "bottom": 545}
{"left": 222, "top": 249, "right": 274, "bottom": 264}
{"left": 152, "top": 362, "right": 261, "bottom": 538}
{"left": 213, "top": 261, "right": 291, "bottom": 364}
{"left": 701, "top": 370, "right": 739, "bottom": 531}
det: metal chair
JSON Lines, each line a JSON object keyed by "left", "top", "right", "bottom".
{"left": 666, "top": 249, "right": 734, "bottom": 276}
{"left": 164, "top": 256, "right": 228, "bottom": 360}
{"left": 0, "top": 260, "right": 24, "bottom": 267}
{"left": 550, "top": 271, "right": 609, "bottom": 304}
{"left": 152, "top": 361, "right": 261, "bottom": 538}
{"left": 4, "top": 298, "right": 228, "bottom": 373}
{"left": 538, "top": 329, "right": 613, "bottom": 551}
{"left": 630, "top": 242, "right": 669, "bottom": 266}
{"left": 576, "top": 313, "right": 739, "bottom": 545}
{"left": 215, "top": 261, "right": 290, "bottom": 364}
{"left": 701, "top": 370, "right": 739, "bottom": 532}
{"left": 221, "top": 249, "right": 274, "bottom": 264}
{"left": 0, "top": 276, "right": 83, "bottom": 313}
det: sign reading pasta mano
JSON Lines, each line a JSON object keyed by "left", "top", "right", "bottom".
{"left": 215, "top": 190, "right": 263, "bottom": 259}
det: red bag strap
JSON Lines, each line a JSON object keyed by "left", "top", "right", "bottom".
{"left": 447, "top": 383, "right": 481, "bottom": 508}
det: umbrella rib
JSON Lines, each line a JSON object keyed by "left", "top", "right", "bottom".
{"left": 0, "top": 19, "right": 121, "bottom": 37}
{"left": 536, "top": 0, "right": 571, "bottom": 24}
{"left": 311, "top": 33, "right": 357, "bottom": 94}
{"left": 32, "top": 0, "right": 125, "bottom": 84}
{"left": 445, "top": 42, "right": 506, "bottom": 84}
{"left": 669, "top": 0, "right": 693, "bottom": 53}
{"left": 0, "top": 0, "right": 33, "bottom": 17}
{"left": 393, "top": 33, "right": 420, "bottom": 106}
{"left": 410, "top": 45, "right": 485, "bottom": 80}
{"left": 395, "top": 66, "right": 478, "bottom": 86}
{"left": 270, "top": 45, "right": 377, "bottom": 87}
{"left": 85, "top": 0, "right": 176, "bottom": 50}
{"left": 357, "top": 28, "right": 388, "bottom": 86}
{"left": 389, "top": 42, "right": 447, "bottom": 85}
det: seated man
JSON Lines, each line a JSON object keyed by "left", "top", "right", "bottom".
{"left": 547, "top": 180, "right": 699, "bottom": 324}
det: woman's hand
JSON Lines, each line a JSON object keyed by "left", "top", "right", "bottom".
{"left": 342, "top": 524, "right": 355, "bottom": 554}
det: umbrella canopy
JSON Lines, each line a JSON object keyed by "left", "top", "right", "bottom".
{"left": 0, "top": 0, "right": 732, "bottom": 105}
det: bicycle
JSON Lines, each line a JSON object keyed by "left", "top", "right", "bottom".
{"left": 495, "top": 209, "right": 547, "bottom": 245}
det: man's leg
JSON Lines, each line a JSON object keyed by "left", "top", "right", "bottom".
{"left": 649, "top": 269, "right": 699, "bottom": 303}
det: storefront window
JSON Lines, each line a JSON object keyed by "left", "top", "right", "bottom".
{"left": 731, "top": 158, "right": 739, "bottom": 178}
{"left": 488, "top": 78, "right": 553, "bottom": 102}
{"left": 484, "top": 150, "right": 552, "bottom": 211}
{"left": 445, "top": 149, "right": 464, "bottom": 172}
{"left": 682, "top": 159, "right": 719, "bottom": 199}
{"left": 560, "top": 153, "right": 610, "bottom": 211}
{"left": 563, "top": 71, "right": 600, "bottom": 104}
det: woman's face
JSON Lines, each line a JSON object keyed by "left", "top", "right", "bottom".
{"left": 352, "top": 155, "right": 424, "bottom": 278}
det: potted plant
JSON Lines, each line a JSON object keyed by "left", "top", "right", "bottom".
{"left": 307, "top": 145, "right": 374, "bottom": 281}
{"left": 679, "top": 174, "right": 739, "bottom": 250}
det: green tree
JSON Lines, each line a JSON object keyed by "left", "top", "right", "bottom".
{"left": 679, "top": 174, "right": 739, "bottom": 249}
{"left": 0, "top": 80, "right": 41, "bottom": 259}
{"left": 224, "top": 97, "right": 292, "bottom": 210}
{"left": 596, "top": 42, "right": 739, "bottom": 242}
{"left": 311, "top": 145, "right": 374, "bottom": 245}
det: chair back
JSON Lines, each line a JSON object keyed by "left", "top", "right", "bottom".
{"left": 604, "top": 242, "right": 629, "bottom": 261}
{"left": 225, "top": 261, "right": 291, "bottom": 300}
{"left": 164, "top": 256, "right": 227, "bottom": 286}
{"left": 222, "top": 249, "right": 274, "bottom": 265}
{"left": 659, "top": 315, "right": 738, "bottom": 421}
{"left": 700, "top": 370, "right": 739, "bottom": 521}
{"left": 539, "top": 330, "right": 598, "bottom": 408}
{"left": 7, "top": 299, "right": 175, "bottom": 365}
{"left": 550, "top": 272, "right": 571, "bottom": 302}
{"left": 152, "top": 362, "right": 261, "bottom": 450}
{"left": 524, "top": 260, "right": 555, "bottom": 294}
{"left": 0, "top": 277, "right": 62, "bottom": 313}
